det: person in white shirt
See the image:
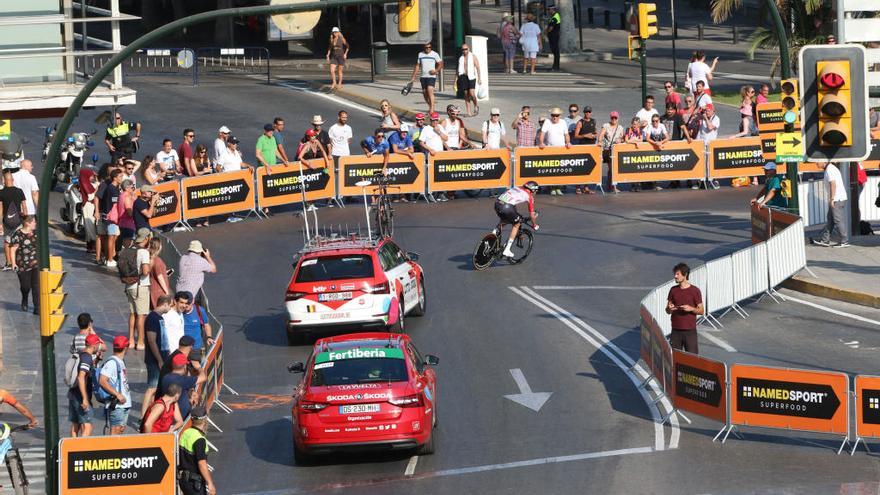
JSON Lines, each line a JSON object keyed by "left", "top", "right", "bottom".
{"left": 697, "top": 104, "right": 720, "bottom": 145}
{"left": 410, "top": 42, "right": 444, "bottom": 114}
{"left": 155, "top": 139, "right": 182, "bottom": 180}
{"left": 519, "top": 13, "right": 542, "bottom": 74}
{"left": 216, "top": 137, "right": 253, "bottom": 173}
{"left": 481, "top": 108, "right": 511, "bottom": 150}
{"left": 686, "top": 51, "right": 718, "bottom": 94}
{"left": 457, "top": 43, "right": 482, "bottom": 117}
{"left": 328, "top": 111, "right": 353, "bottom": 160}
{"left": 418, "top": 113, "right": 446, "bottom": 156}
{"left": 634, "top": 96, "right": 660, "bottom": 128}
{"left": 11, "top": 159, "right": 39, "bottom": 215}
{"left": 213, "top": 126, "right": 231, "bottom": 163}
{"left": 538, "top": 108, "right": 571, "bottom": 149}
{"left": 693, "top": 81, "right": 713, "bottom": 109}
{"left": 812, "top": 162, "right": 850, "bottom": 247}
{"left": 160, "top": 295, "right": 186, "bottom": 360}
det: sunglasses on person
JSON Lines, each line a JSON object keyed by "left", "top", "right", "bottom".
{"left": 664, "top": 84, "right": 673, "bottom": 89}
{"left": 186, "top": 134, "right": 194, "bottom": 138}
{"left": 569, "top": 108, "right": 578, "bottom": 113}
{"left": 551, "top": 114, "right": 561, "bottom": 118}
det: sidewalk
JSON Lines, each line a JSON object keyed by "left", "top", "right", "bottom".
{"left": 784, "top": 235, "right": 880, "bottom": 309}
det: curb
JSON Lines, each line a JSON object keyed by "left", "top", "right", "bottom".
{"left": 781, "top": 275, "right": 880, "bottom": 310}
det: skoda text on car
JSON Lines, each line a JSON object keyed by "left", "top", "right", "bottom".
{"left": 289, "top": 332, "right": 439, "bottom": 462}
{"left": 284, "top": 236, "right": 426, "bottom": 345}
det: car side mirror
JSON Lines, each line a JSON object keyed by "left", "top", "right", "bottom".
{"left": 407, "top": 251, "right": 420, "bottom": 262}
{"left": 424, "top": 355, "right": 439, "bottom": 366}
{"left": 287, "top": 362, "right": 305, "bottom": 373}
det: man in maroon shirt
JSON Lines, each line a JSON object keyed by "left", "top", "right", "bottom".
{"left": 178, "top": 128, "right": 196, "bottom": 176}
{"left": 665, "top": 263, "right": 704, "bottom": 354}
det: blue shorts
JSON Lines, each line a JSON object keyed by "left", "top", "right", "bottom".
{"left": 146, "top": 360, "right": 160, "bottom": 388}
{"left": 105, "top": 406, "right": 130, "bottom": 427}
{"left": 420, "top": 77, "right": 436, "bottom": 90}
{"left": 68, "top": 398, "right": 92, "bottom": 424}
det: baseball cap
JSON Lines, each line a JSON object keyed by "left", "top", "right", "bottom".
{"left": 583, "top": 106, "right": 593, "bottom": 113}
{"left": 610, "top": 111, "right": 620, "bottom": 118}
{"left": 399, "top": 123, "right": 410, "bottom": 133}
{"left": 429, "top": 112, "right": 440, "bottom": 120}
{"left": 113, "top": 335, "right": 129, "bottom": 350}
{"left": 172, "top": 353, "right": 189, "bottom": 367}
{"left": 135, "top": 227, "right": 152, "bottom": 243}
{"left": 764, "top": 162, "right": 777, "bottom": 171}
{"left": 414, "top": 113, "right": 425, "bottom": 120}
{"left": 140, "top": 184, "right": 155, "bottom": 194}
{"left": 263, "top": 124, "right": 274, "bottom": 132}
{"left": 179, "top": 335, "right": 196, "bottom": 347}
{"left": 188, "top": 240, "right": 204, "bottom": 253}
{"left": 490, "top": 108, "right": 501, "bottom": 115}
{"left": 306, "top": 129, "right": 318, "bottom": 137}
{"left": 331, "top": 27, "right": 340, "bottom": 33}
{"left": 705, "top": 103, "right": 715, "bottom": 110}
{"left": 191, "top": 405, "right": 208, "bottom": 419}
{"left": 85, "top": 334, "right": 101, "bottom": 347}
{"left": 218, "top": 126, "right": 231, "bottom": 134}
{"left": 227, "top": 136, "right": 240, "bottom": 144}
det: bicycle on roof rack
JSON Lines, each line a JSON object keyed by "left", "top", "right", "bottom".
{"left": 368, "top": 171, "right": 399, "bottom": 238}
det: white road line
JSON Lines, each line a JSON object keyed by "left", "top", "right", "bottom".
{"left": 510, "top": 286, "right": 675, "bottom": 451}
{"left": 783, "top": 294, "right": 880, "bottom": 326}
{"left": 532, "top": 285, "right": 655, "bottom": 290}
{"left": 404, "top": 455, "right": 419, "bottom": 476}
{"left": 701, "top": 331, "right": 737, "bottom": 353}
{"left": 275, "top": 81, "right": 384, "bottom": 117}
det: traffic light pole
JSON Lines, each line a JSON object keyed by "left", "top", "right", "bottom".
{"left": 640, "top": 39, "right": 647, "bottom": 104}
{"left": 36, "top": 3, "right": 388, "bottom": 493}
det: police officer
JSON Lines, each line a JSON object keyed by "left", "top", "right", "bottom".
{"left": 104, "top": 112, "right": 142, "bottom": 162}
{"left": 178, "top": 406, "right": 216, "bottom": 495}
{"left": 546, "top": 5, "right": 561, "bottom": 71}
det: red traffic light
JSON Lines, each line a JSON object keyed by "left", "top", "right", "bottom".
{"left": 820, "top": 72, "right": 845, "bottom": 89}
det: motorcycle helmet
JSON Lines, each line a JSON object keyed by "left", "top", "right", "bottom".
{"left": 0, "top": 131, "right": 24, "bottom": 171}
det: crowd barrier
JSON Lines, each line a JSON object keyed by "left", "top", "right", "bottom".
{"left": 514, "top": 145, "right": 602, "bottom": 187}
{"left": 611, "top": 140, "right": 705, "bottom": 185}
{"left": 798, "top": 176, "right": 880, "bottom": 227}
{"left": 428, "top": 149, "right": 511, "bottom": 193}
{"left": 339, "top": 154, "right": 426, "bottom": 197}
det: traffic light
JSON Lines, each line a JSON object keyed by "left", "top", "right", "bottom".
{"left": 398, "top": 0, "right": 418, "bottom": 33}
{"left": 799, "top": 44, "right": 870, "bottom": 162}
{"left": 638, "top": 3, "right": 658, "bottom": 39}
{"left": 39, "top": 256, "right": 66, "bottom": 337}
{"left": 779, "top": 78, "right": 800, "bottom": 128}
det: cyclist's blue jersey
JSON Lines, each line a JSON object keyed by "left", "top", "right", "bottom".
{"left": 497, "top": 187, "right": 534, "bottom": 214}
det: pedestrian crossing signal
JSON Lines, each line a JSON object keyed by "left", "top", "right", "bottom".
{"left": 638, "top": 3, "right": 658, "bottom": 39}
{"left": 398, "top": 0, "right": 418, "bottom": 33}
{"left": 39, "top": 256, "right": 67, "bottom": 337}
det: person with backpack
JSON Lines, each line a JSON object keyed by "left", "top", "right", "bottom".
{"left": 97, "top": 336, "right": 131, "bottom": 435}
{"left": 119, "top": 228, "right": 152, "bottom": 350}
{"left": 9, "top": 215, "right": 39, "bottom": 314}
{"left": 66, "top": 333, "right": 101, "bottom": 437}
{"left": 0, "top": 169, "right": 26, "bottom": 271}
{"left": 94, "top": 168, "right": 123, "bottom": 267}
{"left": 142, "top": 382, "right": 183, "bottom": 434}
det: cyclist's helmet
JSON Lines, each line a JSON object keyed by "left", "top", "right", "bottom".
{"left": 523, "top": 181, "right": 539, "bottom": 193}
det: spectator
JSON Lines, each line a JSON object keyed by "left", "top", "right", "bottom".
{"left": 693, "top": 81, "right": 713, "bottom": 109}
{"left": 148, "top": 238, "right": 172, "bottom": 309}
{"left": 142, "top": 295, "right": 173, "bottom": 421}
{"left": 756, "top": 83, "right": 770, "bottom": 105}
{"left": 0, "top": 390, "right": 37, "bottom": 428}
{"left": 538, "top": 108, "right": 571, "bottom": 149}
{"left": 180, "top": 293, "right": 214, "bottom": 353}
{"left": 121, "top": 228, "right": 152, "bottom": 350}
{"left": 378, "top": 100, "right": 401, "bottom": 133}
{"left": 750, "top": 162, "right": 788, "bottom": 210}
{"left": 389, "top": 124, "right": 415, "bottom": 158}
{"left": 68, "top": 333, "right": 101, "bottom": 437}
{"left": 256, "top": 124, "right": 281, "bottom": 171}
{"left": 9, "top": 215, "right": 39, "bottom": 313}
{"left": 646, "top": 115, "right": 669, "bottom": 150}
{"left": 660, "top": 104, "right": 686, "bottom": 141}
{"left": 731, "top": 86, "right": 757, "bottom": 138}
{"left": 142, "top": 156, "right": 163, "bottom": 186}
{"left": 117, "top": 180, "right": 137, "bottom": 241}
{"left": 12, "top": 159, "right": 39, "bottom": 215}
{"left": 71, "top": 312, "right": 105, "bottom": 357}
{"left": 546, "top": 5, "right": 561, "bottom": 71}
{"left": 573, "top": 106, "right": 597, "bottom": 146}
{"left": 498, "top": 13, "right": 520, "bottom": 74}
{"left": 133, "top": 184, "right": 158, "bottom": 232}
{"left": 161, "top": 293, "right": 187, "bottom": 361}
{"left": 869, "top": 107, "right": 879, "bottom": 132}
{"left": 326, "top": 27, "right": 349, "bottom": 91}
{"left": 78, "top": 167, "right": 99, "bottom": 254}
{"left": 512, "top": 106, "right": 536, "bottom": 148}
{"left": 120, "top": 159, "right": 140, "bottom": 187}
{"left": 441, "top": 105, "right": 472, "bottom": 150}
{"left": 624, "top": 117, "right": 646, "bottom": 147}
{"left": 681, "top": 95, "right": 700, "bottom": 144}
{"left": 142, "top": 382, "right": 183, "bottom": 434}
{"left": 155, "top": 139, "right": 182, "bottom": 180}
{"left": 418, "top": 113, "right": 446, "bottom": 158}
{"left": 177, "top": 240, "right": 216, "bottom": 302}
{"left": 410, "top": 42, "right": 443, "bottom": 114}
{"left": 213, "top": 126, "right": 231, "bottom": 163}
{"left": 160, "top": 351, "right": 207, "bottom": 419}
{"left": 598, "top": 111, "right": 625, "bottom": 193}
{"left": 1, "top": 169, "right": 26, "bottom": 270}
{"left": 178, "top": 129, "right": 196, "bottom": 176}
{"left": 635, "top": 95, "right": 659, "bottom": 128}
{"left": 411, "top": 113, "right": 426, "bottom": 153}
{"left": 564, "top": 104, "right": 581, "bottom": 144}
{"left": 303, "top": 115, "right": 332, "bottom": 153}
{"left": 457, "top": 43, "right": 482, "bottom": 116}
{"left": 98, "top": 335, "right": 131, "bottom": 435}
{"left": 217, "top": 137, "right": 253, "bottom": 173}
{"left": 698, "top": 104, "right": 720, "bottom": 147}
{"left": 361, "top": 129, "right": 391, "bottom": 163}
{"left": 191, "top": 144, "right": 213, "bottom": 177}
{"left": 520, "top": 13, "right": 541, "bottom": 74}
{"left": 298, "top": 129, "right": 330, "bottom": 170}
{"left": 664, "top": 81, "right": 682, "bottom": 110}
{"left": 328, "top": 111, "right": 353, "bottom": 174}
{"left": 665, "top": 262, "right": 704, "bottom": 354}
{"left": 686, "top": 51, "right": 717, "bottom": 95}
{"left": 178, "top": 406, "right": 217, "bottom": 495}
{"left": 272, "top": 117, "right": 290, "bottom": 164}
{"left": 158, "top": 335, "right": 200, "bottom": 395}
{"left": 104, "top": 112, "right": 141, "bottom": 162}
{"left": 811, "top": 162, "right": 849, "bottom": 248}
{"left": 482, "top": 108, "right": 511, "bottom": 150}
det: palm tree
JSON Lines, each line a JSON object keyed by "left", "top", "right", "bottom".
{"left": 710, "top": 0, "right": 833, "bottom": 80}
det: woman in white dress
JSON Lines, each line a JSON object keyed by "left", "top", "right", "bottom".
{"left": 519, "top": 13, "right": 542, "bottom": 75}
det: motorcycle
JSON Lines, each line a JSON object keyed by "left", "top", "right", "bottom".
{"left": 48, "top": 127, "right": 95, "bottom": 190}
{"left": 60, "top": 153, "right": 99, "bottom": 237}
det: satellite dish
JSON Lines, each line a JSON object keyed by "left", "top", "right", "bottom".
{"left": 270, "top": 0, "right": 322, "bottom": 36}
{"left": 177, "top": 49, "right": 195, "bottom": 69}
{"left": 355, "top": 180, "right": 372, "bottom": 187}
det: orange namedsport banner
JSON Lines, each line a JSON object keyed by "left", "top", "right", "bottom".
{"left": 611, "top": 140, "right": 705, "bottom": 184}
{"left": 148, "top": 180, "right": 182, "bottom": 228}
{"left": 338, "top": 154, "right": 426, "bottom": 197}
{"left": 708, "top": 137, "right": 787, "bottom": 180}
{"left": 855, "top": 375, "right": 880, "bottom": 439}
{"left": 181, "top": 169, "right": 256, "bottom": 221}
{"left": 59, "top": 432, "right": 177, "bottom": 494}
{"left": 514, "top": 145, "right": 602, "bottom": 187}
{"left": 428, "top": 149, "right": 510, "bottom": 193}
{"left": 672, "top": 350, "right": 727, "bottom": 423}
{"left": 255, "top": 162, "right": 335, "bottom": 207}
{"left": 730, "top": 364, "right": 848, "bottom": 434}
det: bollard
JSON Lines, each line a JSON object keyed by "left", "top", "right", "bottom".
{"left": 604, "top": 9, "right": 610, "bottom": 28}
{"left": 620, "top": 12, "right": 626, "bottom": 30}
{"left": 733, "top": 25, "right": 739, "bottom": 44}
{"left": 588, "top": 7, "right": 593, "bottom": 24}
{"left": 698, "top": 24, "right": 704, "bottom": 41}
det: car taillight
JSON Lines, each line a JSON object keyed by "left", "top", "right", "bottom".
{"left": 389, "top": 394, "right": 422, "bottom": 408}
{"left": 286, "top": 291, "right": 308, "bottom": 301}
{"left": 363, "top": 281, "right": 390, "bottom": 294}
{"left": 299, "top": 401, "right": 328, "bottom": 412}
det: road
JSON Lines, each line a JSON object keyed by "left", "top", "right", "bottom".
{"left": 14, "top": 76, "right": 880, "bottom": 494}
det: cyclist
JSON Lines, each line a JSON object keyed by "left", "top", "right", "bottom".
{"left": 495, "top": 181, "right": 539, "bottom": 258}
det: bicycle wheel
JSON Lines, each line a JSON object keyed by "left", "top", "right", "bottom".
{"left": 472, "top": 233, "right": 499, "bottom": 270}
{"left": 508, "top": 228, "right": 534, "bottom": 264}
{"left": 7, "top": 449, "right": 28, "bottom": 495}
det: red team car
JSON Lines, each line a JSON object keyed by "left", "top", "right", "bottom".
{"left": 284, "top": 236, "right": 427, "bottom": 345}
{"left": 288, "top": 332, "right": 439, "bottom": 462}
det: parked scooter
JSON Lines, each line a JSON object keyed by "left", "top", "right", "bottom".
{"left": 60, "top": 153, "right": 99, "bottom": 237}
{"left": 45, "top": 126, "right": 96, "bottom": 190}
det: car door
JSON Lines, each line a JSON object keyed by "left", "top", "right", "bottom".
{"left": 407, "top": 343, "right": 436, "bottom": 410}
{"left": 381, "top": 242, "right": 417, "bottom": 311}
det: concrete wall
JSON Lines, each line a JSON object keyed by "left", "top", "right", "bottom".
{"left": 0, "top": 0, "right": 66, "bottom": 84}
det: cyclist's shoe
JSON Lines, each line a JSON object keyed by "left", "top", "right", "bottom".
{"left": 502, "top": 247, "right": 515, "bottom": 258}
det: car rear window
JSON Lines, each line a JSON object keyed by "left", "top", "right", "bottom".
{"left": 296, "top": 255, "right": 374, "bottom": 283}
{"left": 310, "top": 347, "right": 408, "bottom": 386}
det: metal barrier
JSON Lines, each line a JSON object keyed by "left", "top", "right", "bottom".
{"left": 798, "top": 176, "right": 880, "bottom": 227}
{"left": 766, "top": 218, "right": 806, "bottom": 288}
{"left": 195, "top": 47, "right": 271, "bottom": 85}
{"left": 705, "top": 255, "right": 737, "bottom": 321}
{"left": 730, "top": 242, "right": 770, "bottom": 304}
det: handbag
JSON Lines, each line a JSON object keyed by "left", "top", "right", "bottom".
{"left": 401, "top": 81, "right": 413, "bottom": 96}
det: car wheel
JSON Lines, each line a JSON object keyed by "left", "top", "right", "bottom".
{"left": 416, "top": 427, "right": 435, "bottom": 455}
{"left": 411, "top": 279, "right": 426, "bottom": 317}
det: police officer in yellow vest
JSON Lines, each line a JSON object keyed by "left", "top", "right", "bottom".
{"left": 178, "top": 406, "right": 216, "bottom": 495}
{"left": 546, "top": 5, "right": 561, "bottom": 71}
{"left": 104, "top": 112, "right": 141, "bottom": 161}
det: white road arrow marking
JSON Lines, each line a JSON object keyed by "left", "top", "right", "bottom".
{"left": 504, "top": 368, "right": 552, "bottom": 412}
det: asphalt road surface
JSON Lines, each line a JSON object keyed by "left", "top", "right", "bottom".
{"left": 18, "top": 77, "right": 880, "bottom": 494}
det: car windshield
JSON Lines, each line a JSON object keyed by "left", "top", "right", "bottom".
{"left": 296, "top": 255, "right": 374, "bottom": 283}
{"left": 310, "top": 348, "right": 408, "bottom": 386}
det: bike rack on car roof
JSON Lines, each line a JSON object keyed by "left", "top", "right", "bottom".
{"left": 298, "top": 233, "right": 381, "bottom": 255}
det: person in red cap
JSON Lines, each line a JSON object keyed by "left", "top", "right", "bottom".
{"left": 159, "top": 351, "right": 206, "bottom": 419}
{"left": 297, "top": 128, "right": 329, "bottom": 171}
{"left": 67, "top": 333, "right": 102, "bottom": 437}
{"left": 98, "top": 335, "right": 131, "bottom": 434}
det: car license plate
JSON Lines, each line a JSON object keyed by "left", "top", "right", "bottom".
{"left": 340, "top": 404, "right": 381, "bottom": 414}
{"left": 320, "top": 312, "right": 350, "bottom": 320}
{"left": 319, "top": 292, "right": 353, "bottom": 302}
